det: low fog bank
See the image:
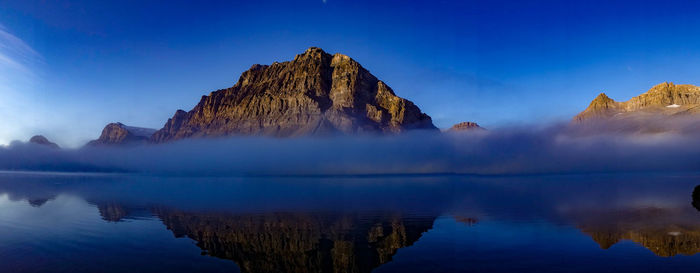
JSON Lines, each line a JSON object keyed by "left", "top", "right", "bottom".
{"left": 2, "top": 121, "right": 700, "bottom": 176}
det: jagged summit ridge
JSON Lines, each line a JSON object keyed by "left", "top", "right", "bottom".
{"left": 150, "top": 47, "right": 437, "bottom": 142}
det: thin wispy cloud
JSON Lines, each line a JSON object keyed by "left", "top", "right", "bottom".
{"left": 0, "top": 24, "right": 41, "bottom": 76}
{"left": 0, "top": 23, "right": 43, "bottom": 145}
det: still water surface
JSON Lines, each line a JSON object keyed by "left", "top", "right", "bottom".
{"left": 1, "top": 172, "right": 699, "bottom": 272}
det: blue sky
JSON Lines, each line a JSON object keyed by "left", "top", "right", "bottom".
{"left": 1, "top": 0, "right": 700, "bottom": 147}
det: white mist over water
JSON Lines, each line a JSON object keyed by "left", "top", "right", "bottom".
{"left": 1, "top": 120, "right": 700, "bottom": 175}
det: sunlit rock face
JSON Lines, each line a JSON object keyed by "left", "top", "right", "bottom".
{"left": 572, "top": 207, "right": 700, "bottom": 257}
{"left": 86, "top": 122, "right": 156, "bottom": 146}
{"left": 28, "top": 135, "right": 59, "bottom": 149}
{"left": 447, "top": 122, "right": 484, "bottom": 132}
{"left": 572, "top": 82, "right": 700, "bottom": 133}
{"left": 154, "top": 209, "right": 435, "bottom": 273}
{"left": 150, "top": 47, "right": 437, "bottom": 142}
{"left": 575, "top": 82, "right": 700, "bottom": 121}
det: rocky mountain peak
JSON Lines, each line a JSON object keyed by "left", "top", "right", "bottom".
{"left": 592, "top": 92, "right": 614, "bottom": 104}
{"left": 150, "top": 47, "right": 437, "bottom": 142}
{"left": 29, "top": 135, "right": 59, "bottom": 149}
{"left": 87, "top": 122, "right": 156, "bottom": 146}
{"left": 573, "top": 93, "right": 619, "bottom": 122}
{"left": 448, "top": 122, "right": 484, "bottom": 132}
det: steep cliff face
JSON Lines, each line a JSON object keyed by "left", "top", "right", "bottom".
{"left": 86, "top": 122, "right": 156, "bottom": 146}
{"left": 154, "top": 210, "right": 435, "bottom": 273}
{"left": 28, "top": 135, "right": 59, "bottom": 149}
{"left": 151, "top": 47, "right": 437, "bottom": 142}
{"left": 625, "top": 82, "right": 700, "bottom": 110}
{"left": 574, "top": 82, "right": 700, "bottom": 122}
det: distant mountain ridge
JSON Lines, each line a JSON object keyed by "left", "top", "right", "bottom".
{"left": 150, "top": 47, "right": 437, "bottom": 142}
{"left": 574, "top": 82, "right": 700, "bottom": 122}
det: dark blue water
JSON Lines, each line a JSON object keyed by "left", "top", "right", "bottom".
{"left": 1, "top": 171, "right": 699, "bottom": 272}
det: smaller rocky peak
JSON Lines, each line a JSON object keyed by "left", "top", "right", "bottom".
{"left": 573, "top": 93, "right": 619, "bottom": 122}
{"left": 448, "top": 122, "right": 484, "bottom": 132}
{"left": 87, "top": 122, "right": 156, "bottom": 147}
{"left": 591, "top": 93, "right": 615, "bottom": 104}
{"left": 28, "top": 135, "right": 59, "bottom": 149}
{"left": 583, "top": 92, "right": 618, "bottom": 112}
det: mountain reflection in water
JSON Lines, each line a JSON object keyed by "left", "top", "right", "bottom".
{"left": 92, "top": 201, "right": 435, "bottom": 273}
{"left": 572, "top": 207, "right": 700, "bottom": 257}
{"left": 156, "top": 210, "right": 434, "bottom": 273}
{"left": 1, "top": 173, "right": 700, "bottom": 272}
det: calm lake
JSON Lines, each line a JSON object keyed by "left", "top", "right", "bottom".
{"left": 1, "top": 172, "right": 699, "bottom": 273}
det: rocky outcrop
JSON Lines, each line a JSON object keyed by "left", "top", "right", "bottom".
{"left": 574, "top": 93, "right": 619, "bottom": 121}
{"left": 574, "top": 82, "right": 700, "bottom": 122}
{"left": 154, "top": 209, "right": 435, "bottom": 273}
{"left": 151, "top": 47, "right": 437, "bottom": 142}
{"left": 28, "top": 135, "right": 59, "bottom": 149}
{"left": 86, "top": 122, "right": 156, "bottom": 146}
{"left": 447, "top": 121, "right": 484, "bottom": 132}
